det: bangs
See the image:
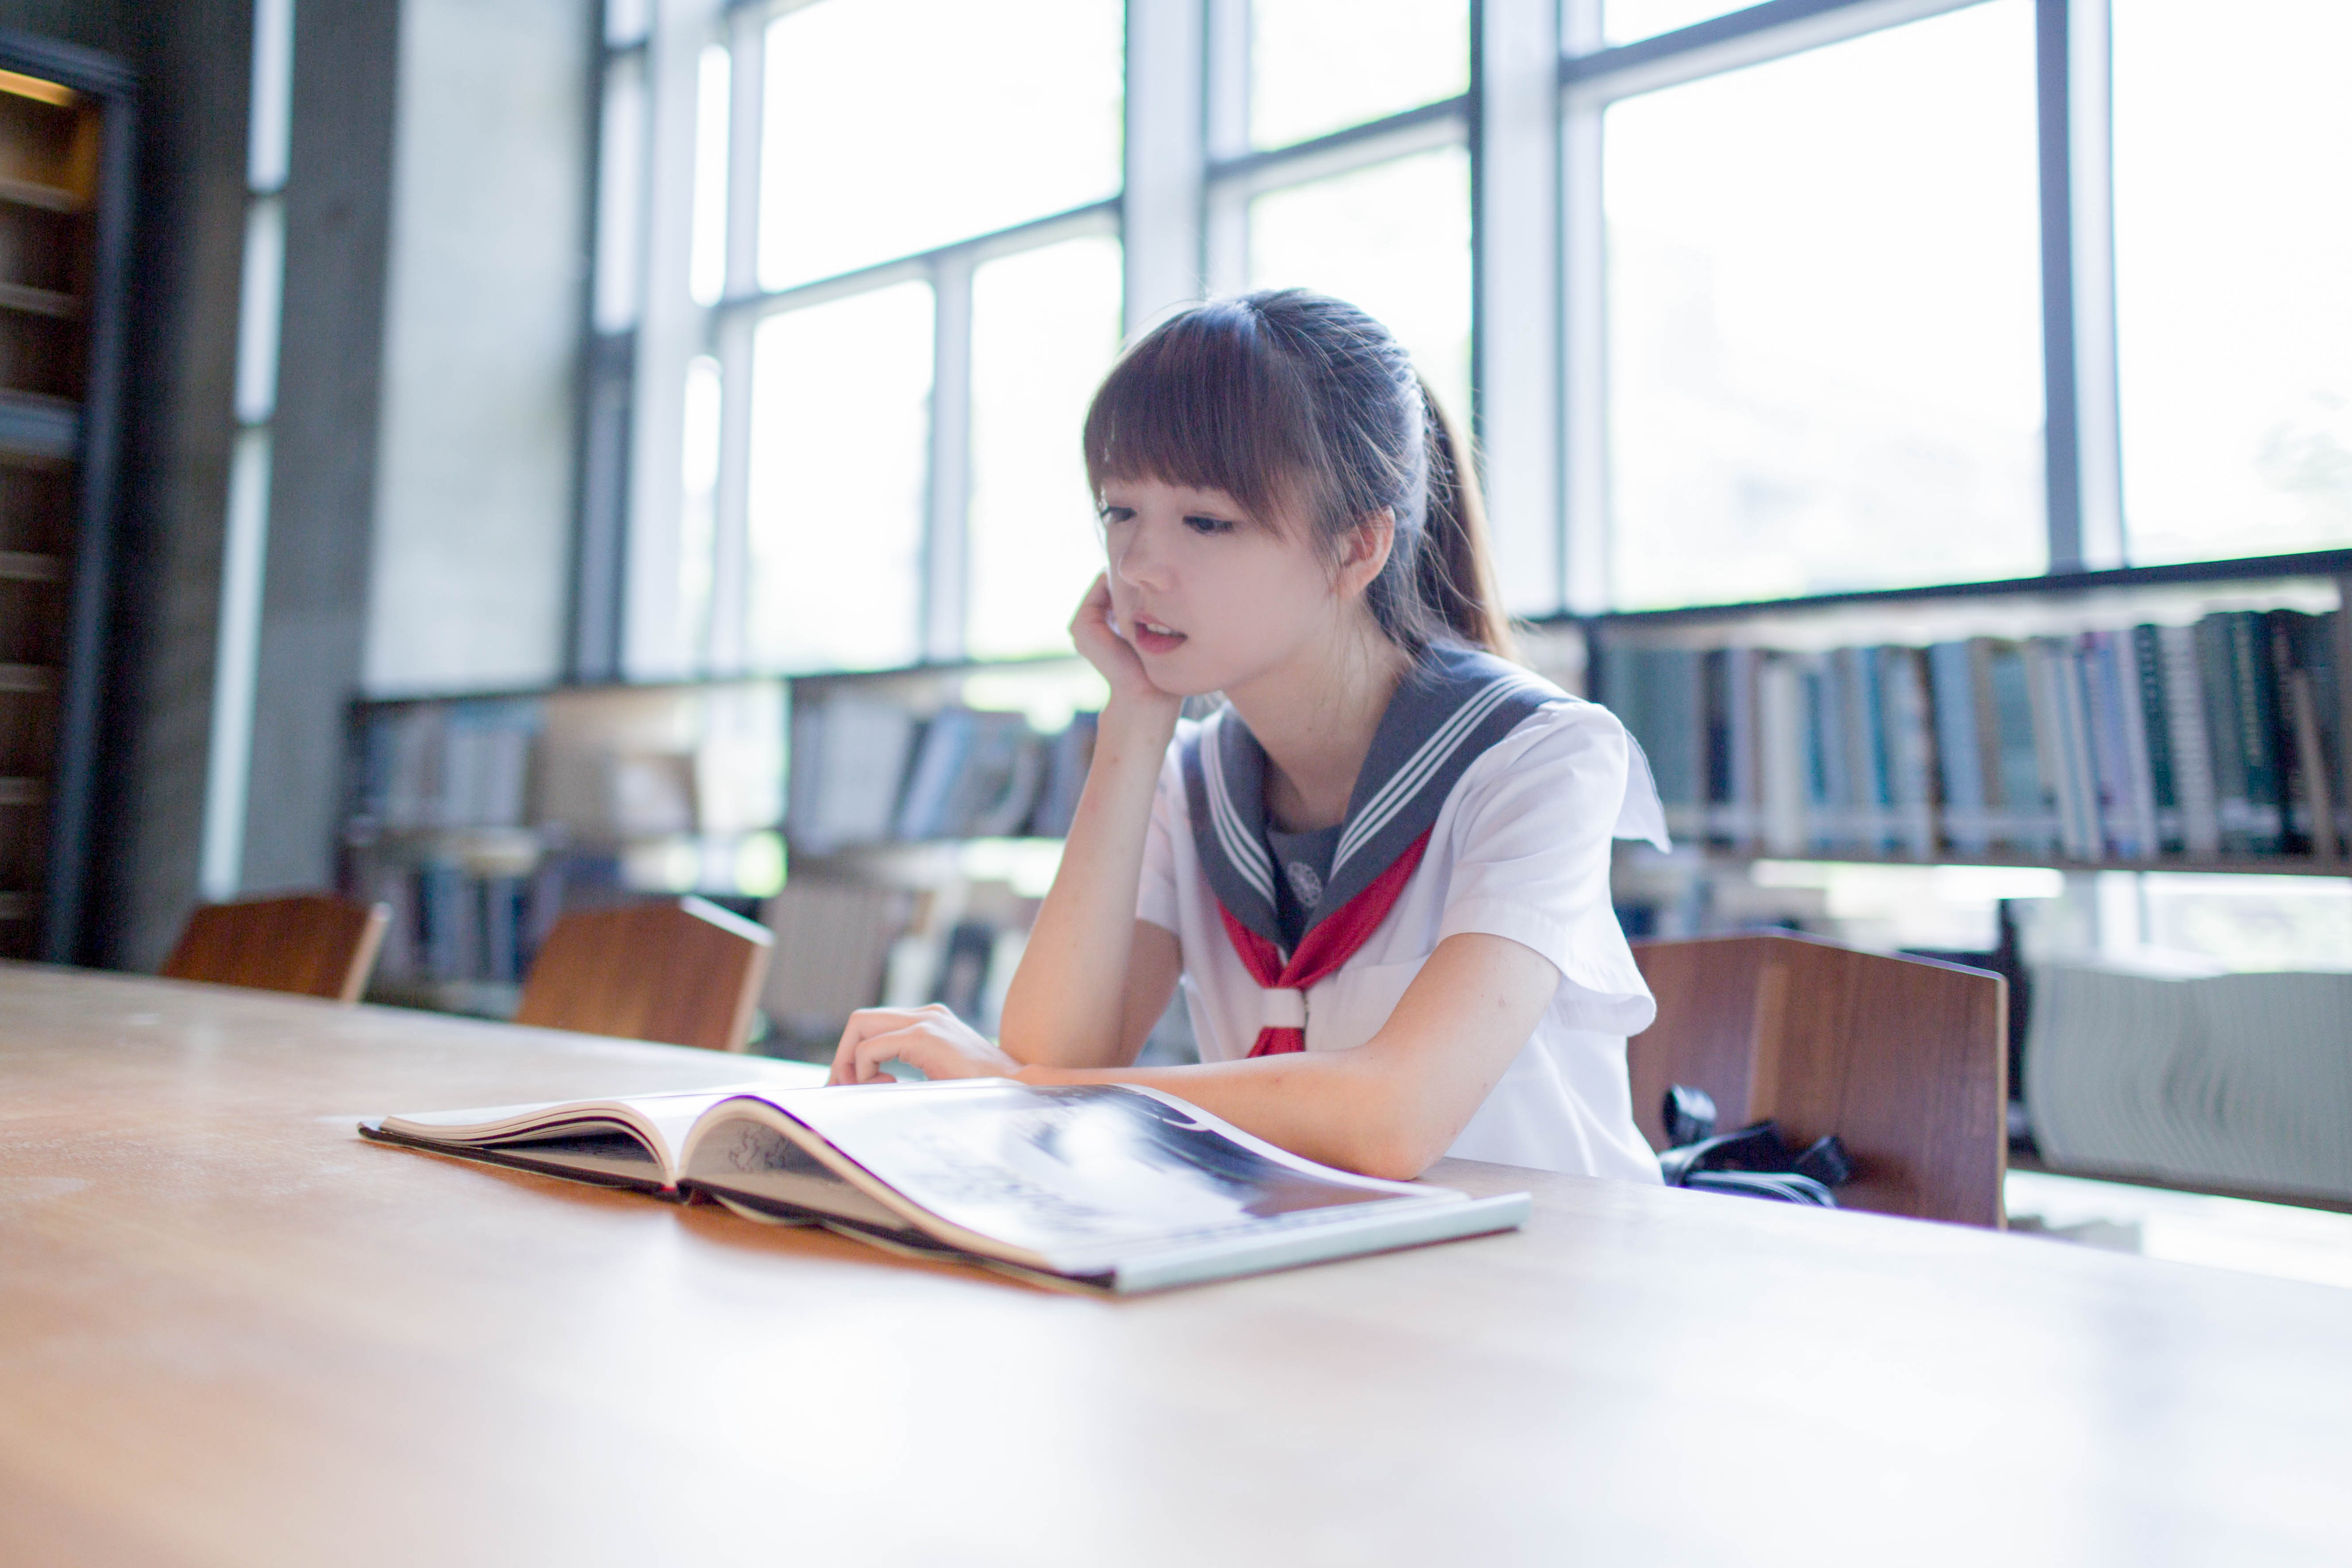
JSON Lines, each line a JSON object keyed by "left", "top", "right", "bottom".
{"left": 1082, "top": 299, "right": 1324, "bottom": 527}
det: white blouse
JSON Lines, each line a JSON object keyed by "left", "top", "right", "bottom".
{"left": 1136, "top": 698, "right": 1670, "bottom": 1182}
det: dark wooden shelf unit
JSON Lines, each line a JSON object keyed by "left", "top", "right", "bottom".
{"left": 0, "top": 34, "right": 131, "bottom": 961}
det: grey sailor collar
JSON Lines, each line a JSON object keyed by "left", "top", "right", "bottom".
{"left": 1180, "top": 645, "right": 1563, "bottom": 952}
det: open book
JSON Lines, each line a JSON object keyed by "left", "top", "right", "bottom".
{"left": 360, "top": 1079, "right": 1529, "bottom": 1293}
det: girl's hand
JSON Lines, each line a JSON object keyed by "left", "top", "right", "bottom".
{"left": 1071, "top": 573, "right": 1179, "bottom": 714}
{"left": 828, "top": 1003, "right": 1023, "bottom": 1085}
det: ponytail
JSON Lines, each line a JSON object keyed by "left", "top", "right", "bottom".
{"left": 1414, "top": 374, "right": 1516, "bottom": 660}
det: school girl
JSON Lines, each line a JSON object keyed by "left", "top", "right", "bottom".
{"left": 829, "top": 288, "right": 1669, "bottom": 1183}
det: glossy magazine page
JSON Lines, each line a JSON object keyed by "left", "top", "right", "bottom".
{"left": 683, "top": 1079, "right": 1471, "bottom": 1278}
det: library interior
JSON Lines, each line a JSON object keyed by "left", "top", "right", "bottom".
{"left": 1, "top": 1, "right": 2349, "bottom": 1562}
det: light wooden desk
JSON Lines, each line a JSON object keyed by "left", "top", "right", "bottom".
{"left": 3, "top": 964, "right": 2347, "bottom": 1567}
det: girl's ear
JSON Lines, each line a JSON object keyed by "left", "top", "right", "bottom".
{"left": 1336, "top": 510, "right": 1396, "bottom": 598}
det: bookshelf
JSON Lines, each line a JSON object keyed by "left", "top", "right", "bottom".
{"left": 0, "top": 34, "right": 131, "bottom": 964}
{"left": 1575, "top": 551, "right": 2352, "bottom": 883}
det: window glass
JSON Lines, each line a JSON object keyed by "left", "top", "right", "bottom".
{"left": 746, "top": 282, "right": 933, "bottom": 670}
{"left": 1247, "top": 147, "right": 1473, "bottom": 437}
{"left": 1601, "top": 2, "right": 1746, "bottom": 46}
{"left": 967, "top": 235, "right": 1125, "bottom": 661}
{"left": 758, "top": 0, "right": 1122, "bottom": 291}
{"left": 1250, "top": 0, "right": 1467, "bottom": 150}
{"left": 1603, "top": 0, "right": 2045, "bottom": 609}
{"left": 2113, "top": 0, "right": 2352, "bottom": 565}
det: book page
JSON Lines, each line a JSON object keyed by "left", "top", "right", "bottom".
{"left": 754, "top": 1081, "right": 1451, "bottom": 1265}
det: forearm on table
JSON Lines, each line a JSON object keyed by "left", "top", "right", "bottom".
{"left": 998, "top": 697, "right": 1178, "bottom": 1068}
{"left": 1015, "top": 1048, "right": 1439, "bottom": 1181}
{"left": 1014, "top": 932, "right": 1557, "bottom": 1180}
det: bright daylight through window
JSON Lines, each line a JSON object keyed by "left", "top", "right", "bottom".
{"left": 2111, "top": 0, "right": 2352, "bottom": 565}
{"left": 1602, "top": 0, "right": 2047, "bottom": 609}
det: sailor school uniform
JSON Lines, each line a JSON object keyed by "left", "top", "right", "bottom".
{"left": 1136, "top": 645, "right": 1671, "bottom": 1182}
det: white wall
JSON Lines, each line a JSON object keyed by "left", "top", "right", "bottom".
{"left": 366, "top": 0, "right": 588, "bottom": 694}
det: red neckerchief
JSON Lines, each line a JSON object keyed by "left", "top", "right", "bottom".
{"left": 1182, "top": 648, "right": 1560, "bottom": 1058}
{"left": 1218, "top": 828, "right": 1431, "bottom": 1056}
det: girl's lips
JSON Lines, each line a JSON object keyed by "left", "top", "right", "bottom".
{"left": 1132, "top": 622, "right": 1187, "bottom": 655}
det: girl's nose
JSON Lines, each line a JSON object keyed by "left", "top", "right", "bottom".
{"left": 1110, "top": 518, "right": 1172, "bottom": 590}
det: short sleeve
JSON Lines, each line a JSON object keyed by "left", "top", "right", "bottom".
{"left": 1135, "top": 735, "right": 1186, "bottom": 935}
{"left": 1434, "top": 702, "right": 1659, "bottom": 1034}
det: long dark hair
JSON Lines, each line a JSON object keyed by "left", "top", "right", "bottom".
{"left": 1082, "top": 289, "right": 1513, "bottom": 659}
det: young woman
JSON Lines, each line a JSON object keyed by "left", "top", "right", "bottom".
{"left": 828, "top": 289, "right": 1668, "bottom": 1183}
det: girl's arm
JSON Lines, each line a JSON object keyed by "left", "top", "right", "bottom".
{"left": 836, "top": 928, "right": 1556, "bottom": 1182}
{"left": 830, "top": 575, "right": 1182, "bottom": 1079}
{"left": 994, "top": 693, "right": 1180, "bottom": 1068}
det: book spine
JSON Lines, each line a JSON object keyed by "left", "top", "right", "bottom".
{"left": 1802, "top": 656, "right": 1839, "bottom": 852}
{"left": 1880, "top": 647, "right": 1937, "bottom": 858}
{"left": 2107, "top": 630, "right": 2162, "bottom": 860}
{"left": 1702, "top": 647, "right": 1732, "bottom": 846}
{"left": 2196, "top": 615, "right": 2252, "bottom": 852}
{"left": 2161, "top": 624, "right": 2224, "bottom": 857}
{"left": 1757, "top": 654, "right": 1807, "bottom": 856}
{"left": 2233, "top": 612, "right": 2287, "bottom": 854}
{"left": 1727, "top": 646, "right": 1760, "bottom": 851}
{"left": 1986, "top": 642, "right": 2048, "bottom": 850}
{"left": 2079, "top": 632, "right": 2139, "bottom": 859}
{"left": 2265, "top": 611, "right": 2314, "bottom": 855}
{"left": 2131, "top": 624, "right": 2183, "bottom": 853}
{"left": 1927, "top": 642, "right": 1987, "bottom": 855}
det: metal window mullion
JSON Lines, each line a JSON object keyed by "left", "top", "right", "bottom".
{"left": 1124, "top": 0, "right": 1208, "bottom": 331}
{"left": 2035, "top": 0, "right": 2084, "bottom": 573}
{"left": 707, "top": 307, "right": 754, "bottom": 674}
{"left": 1205, "top": 0, "right": 1250, "bottom": 163}
{"left": 1560, "top": 95, "right": 1606, "bottom": 614}
{"left": 924, "top": 252, "right": 974, "bottom": 663}
{"left": 1476, "top": 0, "right": 1566, "bottom": 620}
{"left": 2067, "top": 0, "right": 2123, "bottom": 569}
{"left": 724, "top": 4, "right": 763, "bottom": 301}
{"left": 1564, "top": 0, "right": 1989, "bottom": 108}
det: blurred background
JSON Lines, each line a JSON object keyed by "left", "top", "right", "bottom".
{"left": 0, "top": 0, "right": 2346, "bottom": 1272}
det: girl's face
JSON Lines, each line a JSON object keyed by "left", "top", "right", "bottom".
{"left": 1097, "top": 476, "right": 1348, "bottom": 699}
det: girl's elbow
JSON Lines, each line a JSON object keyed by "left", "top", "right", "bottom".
{"left": 1343, "top": 1109, "right": 1453, "bottom": 1183}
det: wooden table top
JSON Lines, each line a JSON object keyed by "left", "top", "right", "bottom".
{"left": 4, "top": 964, "right": 2348, "bottom": 1567}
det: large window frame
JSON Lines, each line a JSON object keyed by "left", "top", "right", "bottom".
{"left": 583, "top": 0, "right": 2169, "bottom": 678}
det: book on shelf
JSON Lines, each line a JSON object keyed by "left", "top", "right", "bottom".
{"left": 1604, "top": 606, "right": 2347, "bottom": 866}
{"left": 789, "top": 696, "right": 1097, "bottom": 853}
{"left": 360, "top": 1077, "right": 1530, "bottom": 1293}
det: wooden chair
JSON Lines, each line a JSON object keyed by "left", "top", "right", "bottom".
{"left": 514, "top": 895, "right": 773, "bottom": 1053}
{"left": 1629, "top": 932, "right": 2008, "bottom": 1227}
{"left": 160, "top": 894, "right": 390, "bottom": 1003}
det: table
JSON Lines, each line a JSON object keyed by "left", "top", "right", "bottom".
{"left": 3, "top": 964, "right": 2348, "bottom": 1566}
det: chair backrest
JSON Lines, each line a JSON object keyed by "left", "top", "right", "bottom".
{"left": 514, "top": 895, "right": 773, "bottom": 1053}
{"left": 161, "top": 894, "right": 390, "bottom": 1003}
{"left": 1630, "top": 932, "right": 2008, "bottom": 1227}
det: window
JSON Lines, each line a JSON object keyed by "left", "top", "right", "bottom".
{"left": 966, "top": 235, "right": 1125, "bottom": 661}
{"left": 587, "top": 0, "right": 2350, "bottom": 677}
{"left": 1246, "top": 147, "right": 1473, "bottom": 434}
{"left": 2112, "top": 0, "right": 2352, "bottom": 565}
{"left": 1248, "top": 0, "right": 1467, "bottom": 149}
{"left": 745, "top": 282, "right": 933, "bottom": 672}
{"left": 756, "top": 0, "right": 1122, "bottom": 292}
{"left": 1600, "top": 0, "right": 2046, "bottom": 608}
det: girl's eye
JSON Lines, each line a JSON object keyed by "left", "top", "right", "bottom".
{"left": 1182, "top": 514, "right": 1235, "bottom": 536}
{"left": 1097, "top": 506, "right": 1134, "bottom": 528}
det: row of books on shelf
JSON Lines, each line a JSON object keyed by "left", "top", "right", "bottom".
{"left": 351, "top": 852, "right": 622, "bottom": 989}
{"left": 358, "top": 699, "right": 539, "bottom": 831}
{"left": 788, "top": 699, "right": 1096, "bottom": 854}
{"left": 1605, "top": 609, "right": 2347, "bottom": 863}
